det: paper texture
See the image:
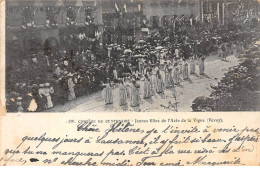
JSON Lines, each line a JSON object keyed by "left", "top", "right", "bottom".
{"left": 0, "top": 113, "right": 260, "bottom": 166}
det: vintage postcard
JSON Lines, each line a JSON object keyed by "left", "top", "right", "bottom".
{"left": 0, "top": 0, "right": 259, "bottom": 166}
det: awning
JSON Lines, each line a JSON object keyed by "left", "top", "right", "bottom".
{"left": 124, "top": 49, "right": 132, "bottom": 54}
{"left": 34, "top": 1, "right": 43, "bottom": 7}
{"left": 63, "top": 0, "right": 77, "bottom": 7}
{"left": 32, "top": 1, "right": 57, "bottom": 6}
{"left": 82, "top": 0, "right": 96, "bottom": 7}
{"left": 7, "top": 1, "right": 19, "bottom": 7}
{"left": 75, "top": 0, "right": 83, "bottom": 7}
{"left": 19, "top": 1, "right": 35, "bottom": 7}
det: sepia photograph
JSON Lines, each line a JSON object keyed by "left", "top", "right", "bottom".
{"left": 1, "top": 1, "right": 260, "bottom": 167}
{"left": 5, "top": 0, "right": 260, "bottom": 112}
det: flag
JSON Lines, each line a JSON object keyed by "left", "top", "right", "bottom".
{"left": 33, "top": 7, "right": 38, "bottom": 15}
{"left": 115, "top": 2, "right": 119, "bottom": 12}
{"left": 217, "top": 3, "right": 220, "bottom": 20}
{"left": 123, "top": 4, "right": 127, "bottom": 13}
{"left": 180, "top": 15, "right": 185, "bottom": 20}
{"left": 138, "top": 4, "right": 141, "bottom": 11}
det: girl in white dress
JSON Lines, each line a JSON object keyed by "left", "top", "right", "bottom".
{"left": 190, "top": 55, "right": 196, "bottom": 74}
{"left": 68, "top": 73, "right": 76, "bottom": 101}
{"left": 44, "top": 83, "right": 54, "bottom": 108}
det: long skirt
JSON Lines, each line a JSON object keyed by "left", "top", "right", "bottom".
{"left": 199, "top": 61, "right": 205, "bottom": 75}
{"left": 233, "top": 48, "right": 237, "bottom": 56}
{"left": 173, "top": 69, "right": 180, "bottom": 84}
{"left": 143, "top": 81, "right": 152, "bottom": 98}
{"left": 46, "top": 95, "right": 53, "bottom": 108}
{"left": 224, "top": 50, "right": 228, "bottom": 58}
{"left": 104, "top": 88, "right": 113, "bottom": 104}
{"left": 131, "top": 88, "right": 140, "bottom": 107}
{"left": 113, "top": 70, "right": 118, "bottom": 80}
{"left": 164, "top": 73, "right": 174, "bottom": 88}
{"left": 155, "top": 78, "right": 164, "bottom": 93}
{"left": 126, "top": 85, "right": 131, "bottom": 98}
{"left": 150, "top": 74, "right": 156, "bottom": 86}
{"left": 219, "top": 51, "right": 223, "bottom": 58}
{"left": 190, "top": 62, "right": 195, "bottom": 74}
{"left": 119, "top": 88, "right": 127, "bottom": 105}
{"left": 68, "top": 87, "right": 76, "bottom": 101}
{"left": 179, "top": 64, "right": 183, "bottom": 75}
{"left": 182, "top": 65, "right": 189, "bottom": 79}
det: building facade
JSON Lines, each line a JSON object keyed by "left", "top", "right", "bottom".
{"left": 6, "top": 0, "right": 257, "bottom": 49}
{"left": 6, "top": 0, "right": 100, "bottom": 43}
{"left": 142, "top": 0, "right": 201, "bottom": 28}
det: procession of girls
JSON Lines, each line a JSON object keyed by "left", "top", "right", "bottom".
{"left": 102, "top": 53, "right": 206, "bottom": 107}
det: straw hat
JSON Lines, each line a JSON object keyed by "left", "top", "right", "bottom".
{"left": 67, "top": 73, "right": 73, "bottom": 77}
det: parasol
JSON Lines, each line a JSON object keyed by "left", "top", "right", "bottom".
{"left": 162, "top": 48, "right": 168, "bottom": 51}
{"left": 134, "top": 54, "right": 144, "bottom": 58}
{"left": 138, "top": 40, "right": 146, "bottom": 44}
{"left": 124, "top": 49, "right": 132, "bottom": 54}
{"left": 155, "top": 46, "right": 163, "bottom": 50}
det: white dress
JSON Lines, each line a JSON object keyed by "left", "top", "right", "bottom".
{"left": 182, "top": 62, "right": 189, "bottom": 79}
{"left": 45, "top": 87, "right": 54, "bottom": 108}
{"left": 68, "top": 78, "right": 76, "bottom": 100}
{"left": 113, "top": 69, "right": 118, "bottom": 80}
{"left": 199, "top": 58, "right": 205, "bottom": 75}
{"left": 190, "top": 59, "right": 195, "bottom": 74}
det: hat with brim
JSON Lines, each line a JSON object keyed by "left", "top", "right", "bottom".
{"left": 45, "top": 83, "right": 50, "bottom": 87}
{"left": 67, "top": 73, "right": 73, "bottom": 77}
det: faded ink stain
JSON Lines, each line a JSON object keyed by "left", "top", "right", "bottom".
{"left": 29, "top": 158, "right": 39, "bottom": 163}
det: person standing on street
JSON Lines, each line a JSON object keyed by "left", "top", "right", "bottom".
{"left": 119, "top": 79, "right": 127, "bottom": 106}
{"left": 199, "top": 57, "right": 205, "bottom": 75}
